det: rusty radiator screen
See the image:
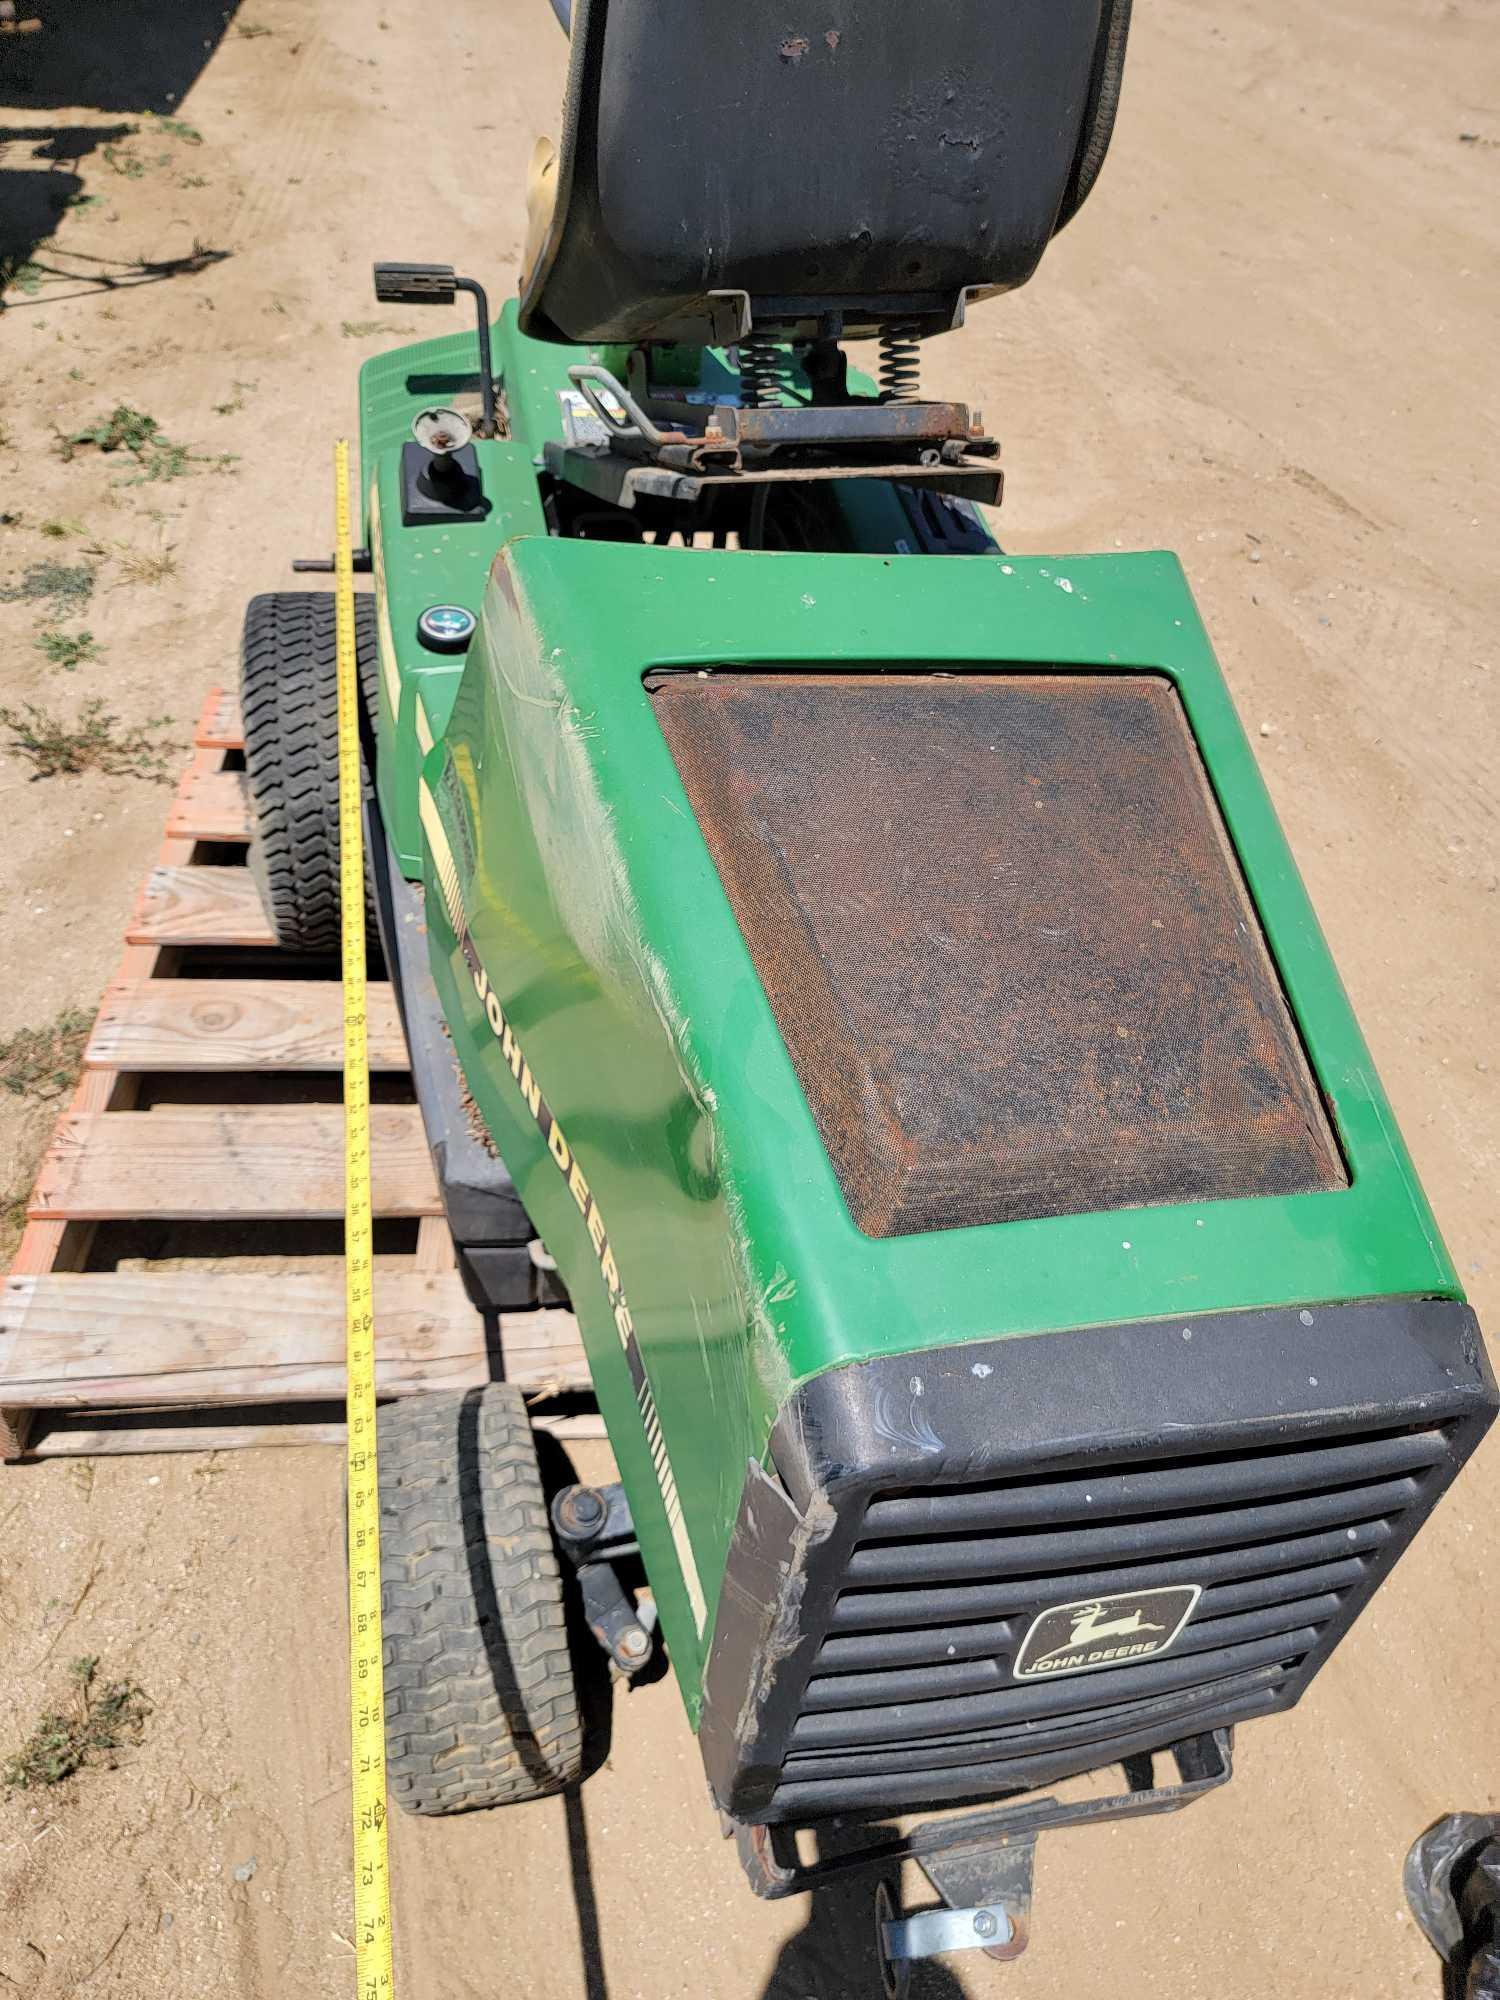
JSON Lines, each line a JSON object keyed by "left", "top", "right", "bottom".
{"left": 650, "top": 671, "right": 1346, "bottom": 1239}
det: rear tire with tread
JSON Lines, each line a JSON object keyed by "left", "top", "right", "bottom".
{"left": 240, "top": 590, "right": 378, "bottom": 953}
{"left": 378, "top": 1385, "right": 584, "bottom": 1815}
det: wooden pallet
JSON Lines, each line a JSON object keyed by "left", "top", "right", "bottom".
{"left": 0, "top": 689, "right": 596, "bottom": 1461}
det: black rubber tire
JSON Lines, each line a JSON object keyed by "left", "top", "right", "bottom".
{"left": 240, "top": 590, "right": 378, "bottom": 953}
{"left": 378, "top": 1385, "right": 584, "bottom": 1815}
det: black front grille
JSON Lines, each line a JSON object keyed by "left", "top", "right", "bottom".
{"left": 697, "top": 1299, "right": 1495, "bottom": 1827}
{"left": 768, "top": 1424, "right": 1450, "bottom": 1817}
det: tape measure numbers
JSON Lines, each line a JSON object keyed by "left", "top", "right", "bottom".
{"left": 335, "top": 438, "right": 396, "bottom": 2000}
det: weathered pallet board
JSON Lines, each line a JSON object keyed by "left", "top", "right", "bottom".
{"left": 30, "top": 1106, "right": 441, "bottom": 1221}
{"left": 166, "top": 767, "right": 253, "bottom": 842}
{"left": 0, "top": 685, "right": 599, "bottom": 1463}
{"left": 0, "top": 1278, "right": 589, "bottom": 1407}
{"left": 128, "top": 865, "right": 277, "bottom": 947}
{"left": 86, "top": 979, "right": 408, "bottom": 1072}
{"left": 25, "top": 1411, "right": 609, "bottom": 1456}
{"left": 195, "top": 686, "right": 244, "bottom": 750}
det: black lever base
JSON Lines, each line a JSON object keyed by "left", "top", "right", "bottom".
{"left": 400, "top": 441, "right": 489, "bottom": 526}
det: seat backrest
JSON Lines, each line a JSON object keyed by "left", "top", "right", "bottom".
{"left": 521, "top": 0, "right": 1130, "bottom": 347}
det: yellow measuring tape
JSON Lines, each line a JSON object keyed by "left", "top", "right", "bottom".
{"left": 335, "top": 437, "right": 396, "bottom": 1999}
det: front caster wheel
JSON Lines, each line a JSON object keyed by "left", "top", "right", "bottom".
{"left": 377, "top": 1384, "right": 584, "bottom": 1814}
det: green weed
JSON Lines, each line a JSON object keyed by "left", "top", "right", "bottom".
{"left": 0, "top": 699, "right": 176, "bottom": 780}
{"left": 0, "top": 258, "right": 45, "bottom": 297}
{"left": 139, "top": 441, "right": 193, "bottom": 481}
{"left": 35, "top": 629, "right": 102, "bottom": 670}
{"left": 149, "top": 115, "right": 203, "bottom": 145}
{"left": 213, "top": 379, "right": 257, "bottom": 416}
{"left": 102, "top": 143, "right": 146, "bottom": 179}
{"left": 62, "top": 405, "right": 161, "bottom": 456}
{"left": 0, "top": 1006, "right": 92, "bottom": 1099}
{"left": 0, "top": 559, "right": 96, "bottom": 612}
{"left": 2, "top": 1659, "right": 150, "bottom": 1792}
{"left": 60, "top": 407, "right": 200, "bottom": 482}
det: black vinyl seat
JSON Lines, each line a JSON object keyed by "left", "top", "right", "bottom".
{"left": 520, "top": 0, "right": 1131, "bottom": 347}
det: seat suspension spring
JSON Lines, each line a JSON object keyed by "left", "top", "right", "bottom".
{"left": 738, "top": 335, "right": 786, "bottom": 409}
{"left": 878, "top": 321, "right": 921, "bottom": 402}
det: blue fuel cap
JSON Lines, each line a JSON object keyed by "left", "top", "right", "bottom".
{"left": 417, "top": 603, "right": 477, "bottom": 653}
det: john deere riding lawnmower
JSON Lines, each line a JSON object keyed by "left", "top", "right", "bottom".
{"left": 242, "top": 0, "right": 1495, "bottom": 1982}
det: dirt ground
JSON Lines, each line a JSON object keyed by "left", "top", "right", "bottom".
{"left": 1, "top": 0, "right": 1497, "bottom": 1994}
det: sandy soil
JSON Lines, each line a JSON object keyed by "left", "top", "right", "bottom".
{"left": 1, "top": 0, "right": 1497, "bottom": 1995}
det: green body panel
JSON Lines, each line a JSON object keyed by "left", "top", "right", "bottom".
{"left": 358, "top": 311, "right": 634, "bottom": 871}
{"left": 359, "top": 325, "right": 547, "bottom": 872}
{"left": 360, "top": 307, "right": 1462, "bottom": 1718}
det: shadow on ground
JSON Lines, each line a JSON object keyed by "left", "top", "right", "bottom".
{"left": 760, "top": 1826, "right": 969, "bottom": 2000}
{"left": 1, "top": 3, "right": 239, "bottom": 293}
{"left": 2, "top": 0, "right": 242, "bottom": 113}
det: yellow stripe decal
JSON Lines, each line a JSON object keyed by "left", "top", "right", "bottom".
{"left": 367, "top": 484, "right": 403, "bottom": 722}
{"left": 418, "top": 770, "right": 708, "bottom": 1635}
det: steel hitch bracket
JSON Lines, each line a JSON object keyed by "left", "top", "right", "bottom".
{"left": 728, "top": 1729, "right": 1233, "bottom": 1989}
{"left": 551, "top": 1483, "right": 655, "bottom": 1676}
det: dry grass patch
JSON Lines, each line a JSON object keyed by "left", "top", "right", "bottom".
{"left": 2, "top": 1659, "right": 151, "bottom": 1794}
{"left": 111, "top": 539, "right": 178, "bottom": 586}
{"left": 0, "top": 1005, "right": 93, "bottom": 1100}
{"left": 0, "top": 698, "right": 177, "bottom": 780}
{"left": 0, "top": 558, "right": 96, "bottom": 613}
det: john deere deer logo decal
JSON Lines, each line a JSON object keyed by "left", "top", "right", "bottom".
{"left": 1013, "top": 1585, "right": 1201, "bottom": 1682}
{"left": 1039, "top": 1600, "right": 1167, "bottom": 1661}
